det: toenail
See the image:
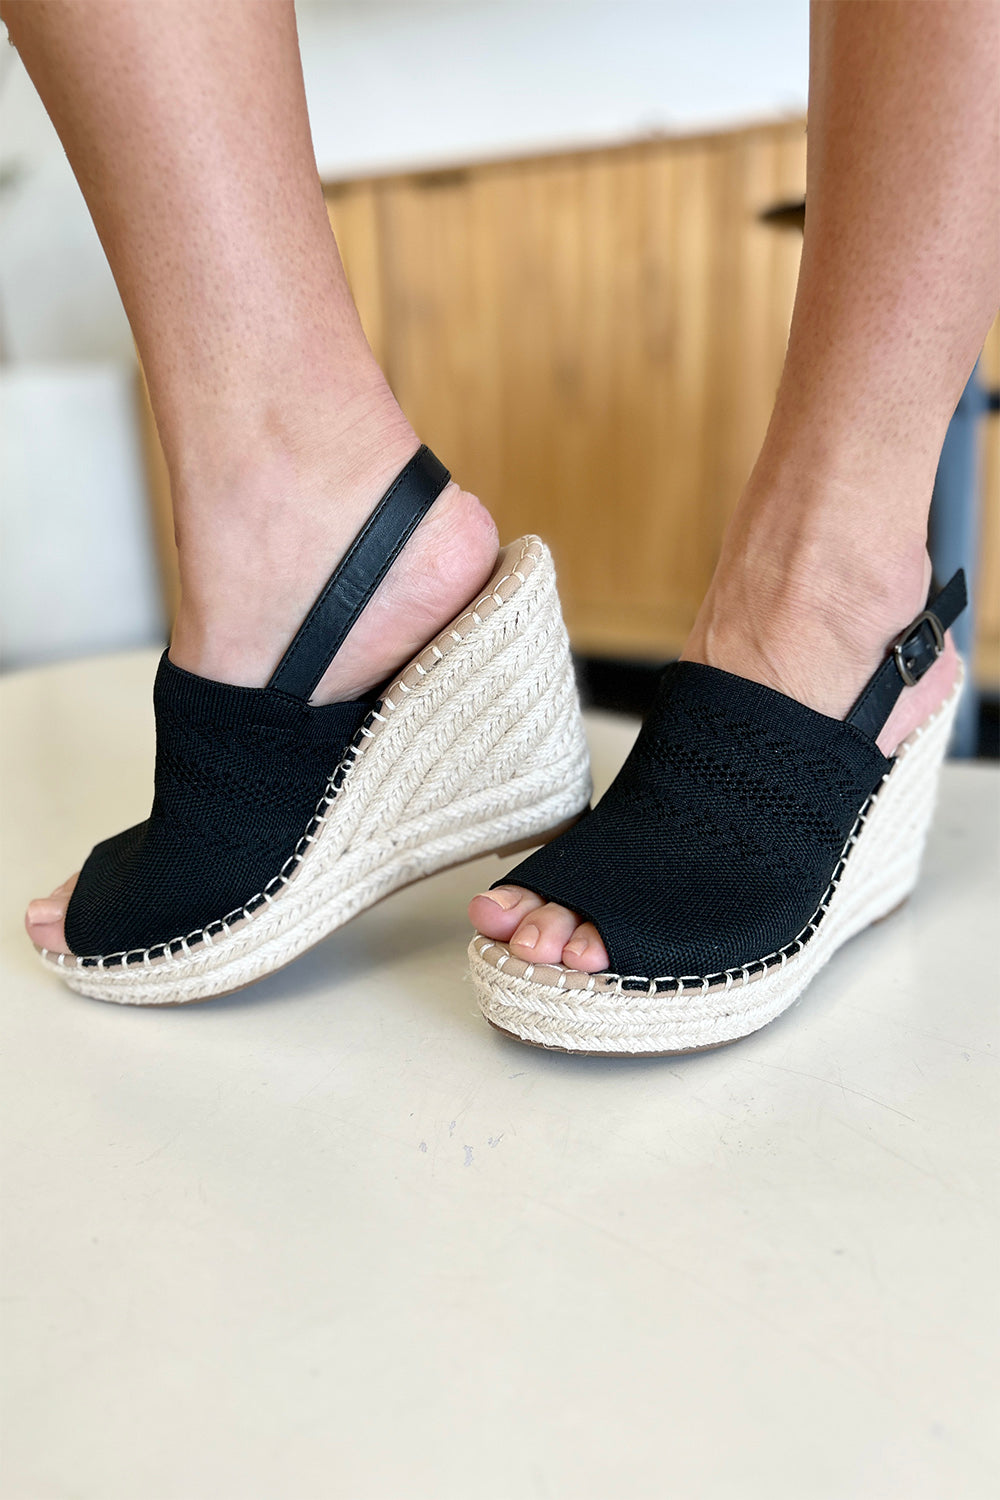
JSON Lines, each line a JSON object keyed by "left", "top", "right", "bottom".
{"left": 481, "top": 887, "right": 521, "bottom": 911}
{"left": 514, "top": 924, "right": 539, "bottom": 950}
{"left": 27, "top": 900, "right": 63, "bottom": 925}
{"left": 564, "top": 936, "right": 589, "bottom": 957}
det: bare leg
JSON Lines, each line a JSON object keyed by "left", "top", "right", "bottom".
{"left": 9, "top": 0, "right": 497, "bottom": 951}
{"left": 473, "top": 0, "right": 1000, "bottom": 970}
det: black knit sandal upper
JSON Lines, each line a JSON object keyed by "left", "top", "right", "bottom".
{"left": 496, "top": 572, "right": 967, "bottom": 979}
{"left": 64, "top": 446, "right": 451, "bottom": 959}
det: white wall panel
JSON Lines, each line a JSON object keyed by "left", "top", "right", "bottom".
{"left": 0, "top": 366, "right": 165, "bottom": 670}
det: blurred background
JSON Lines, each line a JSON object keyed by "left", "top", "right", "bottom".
{"left": 2, "top": 0, "right": 997, "bottom": 747}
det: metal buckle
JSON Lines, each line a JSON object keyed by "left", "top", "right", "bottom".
{"left": 892, "top": 610, "right": 945, "bottom": 687}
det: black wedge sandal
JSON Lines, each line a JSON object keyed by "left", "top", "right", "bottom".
{"left": 470, "top": 572, "right": 967, "bottom": 1055}
{"left": 39, "top": 447, "right": 591, "bottom": 1005}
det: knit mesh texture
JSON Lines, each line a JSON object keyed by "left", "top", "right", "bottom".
{"left": 64, "top": 653, "right": 373, "bottom": 957}
{"left": 499, "top": 662, "right": 891, "bottom": 977}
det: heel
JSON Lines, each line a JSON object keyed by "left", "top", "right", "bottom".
{"left": 343, "top": 535, "right": 592, "bottom": 871}
{"left": 832, "top": 663, "right": 962, "bottom": 937}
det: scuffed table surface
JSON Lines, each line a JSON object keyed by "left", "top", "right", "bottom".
{"left": 2, "top": 651, "right": 997, "bottom": 1500}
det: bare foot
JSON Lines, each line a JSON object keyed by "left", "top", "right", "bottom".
{"left": 28, "top": 412, "right": 498, "bottom": 958}
{"left": 470, "top": 532, "right": 959, "bottom": 975}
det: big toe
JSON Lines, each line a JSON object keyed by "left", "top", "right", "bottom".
{"left": 468, "top": 885, "right": 544, "bottom": 941}
{"left": 25, "top": 874, "right": 78, "bottom": 955}
{"left": 470, "top": 885, "right": 609, "bottom": 973}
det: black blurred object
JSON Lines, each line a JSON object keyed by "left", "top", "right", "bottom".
{"left": 978, "top": 696, "right": 1000, "bottom": 759}
{"left": 575, "top": 654, "right": 999, "bottom": 760}
{"left": 928, "top": 365, "right": 993, "bottom": 756}
{"left": 759, "top": 198, "right": 806, "bottom": 232}
{"left": 574, "top": 655, "right": 664, "bottom": 719}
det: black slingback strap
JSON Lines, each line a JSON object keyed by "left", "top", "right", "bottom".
{"left": 267, "top": 445, "right": 451, "bottom": 701}
{"left": 846, "top": 569, "right": 967, "bottom": 739}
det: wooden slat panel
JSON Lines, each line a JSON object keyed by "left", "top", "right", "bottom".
{"left": 379, "top": 121, "right": 809, "bottom": 658}
{"left": 324, "top": 180, "right": 387, "bottom": 366}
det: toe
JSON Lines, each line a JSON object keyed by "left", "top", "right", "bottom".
{"left": 508, "top": 902, "right": 583, "bottom": 965}
{"left": 470, "top": 888, "right": 610, "bottom": 973}
{"left": 469, "top": 885, "right": 544, "bottom": 941}
{"left": 560, "top": 921, "right": 609, "bottom": 973}
{"left": 25, "top": 873, "right": 78, "bottom": 955}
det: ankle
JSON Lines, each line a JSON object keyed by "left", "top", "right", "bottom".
{"left": 166, "top": 389, "right": 499, "bottom": 700}
{"left": 168, "top": 384, "right": 417, "bottom": 674}
{"left": 171, "top": 377, "right": 419, "bottom": 538}
{"left": 685, "top": 474, "right": 934, "bottom": 721}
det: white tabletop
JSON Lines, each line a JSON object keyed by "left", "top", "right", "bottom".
{"left": 2, "top": 650, "right": 997, "bottom": 1500}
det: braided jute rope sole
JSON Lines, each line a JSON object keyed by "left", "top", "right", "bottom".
{"left": 469, "top": 664, "right": 964, "bottom": 1057}
{"left": 41, "top": 537, "right": 592, "bottom": 1006}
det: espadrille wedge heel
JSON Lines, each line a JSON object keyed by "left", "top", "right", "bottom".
{"left": 37, "top": 448, "right": 591, "bottom": 1005}
{"left": 470, "top": 572, "right": 967, "bottom": 1056}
